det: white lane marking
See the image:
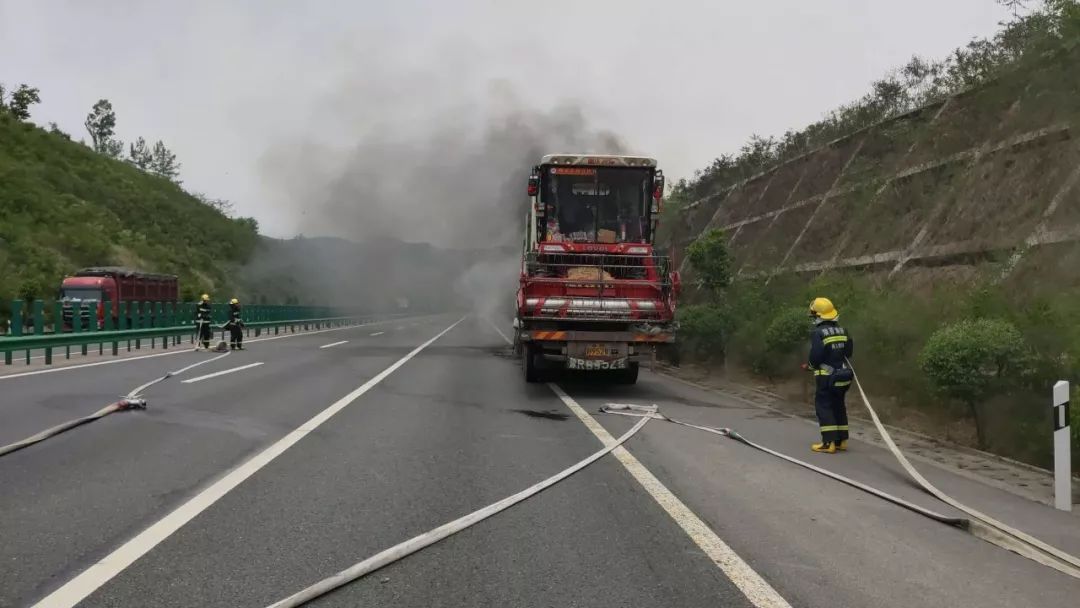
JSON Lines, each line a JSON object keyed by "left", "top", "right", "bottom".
{"left": 0, "top": 316, "right": 436, "bottom": 381}
{"left": 180, "top": 362, "right": 264, "bottom": 384}
{"left": 485, "top": 318, "right": 513, "bottom": 345}
{"left": 370, "top": 332, "right": 385, "bottom": 337}
{"left": 319, "top": 340, "right": 349, "bottom": 349}
{"left": 548, "top": 384, "right": 792, "bottom": 608}
{"left": 33, "top": 317, "right": 465, "bottom": 608}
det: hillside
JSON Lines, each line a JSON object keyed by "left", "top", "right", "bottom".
{"left": 0, "top": 112, "right": 259, "bottom": 305}
{"left": 665, "top": 6, "right": 1080, "bottom": 468}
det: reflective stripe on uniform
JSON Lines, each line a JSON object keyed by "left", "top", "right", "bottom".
{"left": 833, "top": 380, "right": 852, "bottom": 387}
{"left": 837, "top": 425, "right": 849, "bottom": 431}
{"left": 819, "top": 425, "right": 840, "bottom": 431}
{"left": 822, "top": 335, "right": 848, "bottom": 345}
{"left": 814, "top": 369, "right": 831, "bottom": 376}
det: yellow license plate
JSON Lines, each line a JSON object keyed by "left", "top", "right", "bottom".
{"left": 585, "top": 344, "right": 607, "bottom": 357}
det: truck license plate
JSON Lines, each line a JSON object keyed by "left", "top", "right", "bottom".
{"left": 567, "top": 357, "right": 628, "bottom": 371}
{"left": 585, "top": 344, "right": 607, "bottom": 358}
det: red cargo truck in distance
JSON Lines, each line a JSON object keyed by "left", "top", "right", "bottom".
{"left": 59, "top": 267, "right": 179, "bottom": 330}
{"left": 514, "top": 154, "right": 679, "bottom": 385}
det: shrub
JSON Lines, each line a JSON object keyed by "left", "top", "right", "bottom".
{"left": 919, "top": 318, "right": 1026, "bottom": 447}
{"left": 686, "top": 229, "right": 732, "bottom": 294}
{"left": 677, "top": 304, "right": 731, "bottom": 360}
{"left": 765, "top": 307, "right": 810, "bottom": 355}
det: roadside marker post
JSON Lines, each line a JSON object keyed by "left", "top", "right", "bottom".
{"left": 1053, "top": 380, "right": 1072, "bottom": 512}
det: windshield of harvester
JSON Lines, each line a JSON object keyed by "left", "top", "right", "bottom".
{"left": 541, "top": 166, "right": 651, "bottom": 243}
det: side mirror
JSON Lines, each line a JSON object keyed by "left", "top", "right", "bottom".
{"left": 527, "top": 174, "right": 539, "bottom": 197}
{"left": 653, "top": 170, "right": 665, "bottom": 200}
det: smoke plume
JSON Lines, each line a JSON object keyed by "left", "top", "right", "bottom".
{"left": 254, "top": 61, "right": 629, "bottom": 315}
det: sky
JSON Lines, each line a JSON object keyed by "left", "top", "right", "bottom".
{"left": 0, "top": 0, "right": 1015, "bottom": 241}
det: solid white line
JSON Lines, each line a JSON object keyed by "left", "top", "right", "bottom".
{"left": 319, "top": 340, "right": 349, "bottom": 349}
{"left": 180, "top": 362, "right": 264, "bottom": 384}
{"left": 485, "top": 318, "right": 513, "bottom": 345}
{"left": 32, "top": 317, "right": 465, "bottom": 608}
{"left": 0, "top": 317, "right": 432, "bottom": 381}
{"left": 548, "top": 384, "right": 792, "bottom": 608}
{"left": 369, "top": 332, "right": 385, "bottom": 337}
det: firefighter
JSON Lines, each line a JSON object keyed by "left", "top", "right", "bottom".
{"left": 226, "top": 298, "right": 245, "bottom": 350}
{"left": 806, "top": 297, "right": 854, "bottom": 454}
{"left": 195, "top": 294, "right": 213, "bottom": 350}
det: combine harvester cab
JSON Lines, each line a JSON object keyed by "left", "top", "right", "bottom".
{"left": 514, "top": 154, "right": 680, "bottom": 384}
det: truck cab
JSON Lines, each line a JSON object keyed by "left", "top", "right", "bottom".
{"left": 59, "top": 267, "right": 179, "bottom": 330}
{"left": 515, "top": 154, "right": 679, "bottom": 384}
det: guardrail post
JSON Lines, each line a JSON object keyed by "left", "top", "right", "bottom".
{"left": 167, "top": 302, "right": 176, "bottom": 343}
{"left": 52, "top": 301, "right": 62, "bottom": 334}
{"left": 1053, "top": 381, "right": 1072, "bottom": 511}
{"left": 125, "top": 302, "right": 134, "bottom": 351}
{"left": 104, "top": 301, "right": 118, "bottom": 355}
{"left": 86, "top": 302, "right": 98, "bottom": 355}
{"left": 11, "top": 300, "right": 23, "bottom": 337}
{"left": 32, "top": 300, "right": 43, "bottom": 335}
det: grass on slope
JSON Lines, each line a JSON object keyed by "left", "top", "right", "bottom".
{"left": 0, "top": 113, "right": 259, "bottom": 310}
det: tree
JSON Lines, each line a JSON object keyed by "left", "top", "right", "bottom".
{"left": 8, "top": 85, "right": 41, "bottom": 120}
{"left": 686, "top": 228, "right": 733, "bottom": 294}
{"left": 919, "top": 318, "right": 1026, "bottom": 448}
{"left": 103, "top": 138, "right": 124, "bottom": 159}
{"left": 84, "top": 99, "right": 118, "bottom": 153}
{"left": 128, "top": 137, "right": 153, "bottom": 170}
{"left": 150, "top": 140, "right": 181, "bottom": 182}
{"left": 192, "top": 192, "right": 234, "bottom": 216}
{"left": 48, "top": 122, "right": 71, "bottom": 140}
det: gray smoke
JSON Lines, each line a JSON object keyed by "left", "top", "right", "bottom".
{"left": 254, "top": 71, "right": 628, "bottom": 315}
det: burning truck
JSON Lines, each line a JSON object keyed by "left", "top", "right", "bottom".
{"left": 514, "top": 154, "right": 679, "bottom": 384}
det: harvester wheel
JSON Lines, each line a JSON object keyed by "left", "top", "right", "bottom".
{"left": 523, "top": 344, "right": 541, "bottom": 383}
{"left": 615, "top": 362, "right": 639, "bottom": 385}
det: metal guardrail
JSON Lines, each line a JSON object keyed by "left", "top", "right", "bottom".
{"left": 3, "top": 299, "right": 342, "bottom": 337}
{"left": 0, "top": 303, "right": 400, "bottom": 366}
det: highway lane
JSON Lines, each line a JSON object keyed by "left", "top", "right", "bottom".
{"left": 560, "top": 374, "right": 1080, "bottom": 608}
{"left": 0, "top": 316, "right": 448, "bottom": 607}
{"left": 2, "top": 314, "right": 1078, "bottom": 607}
{"left": 61, "top": 316, "right": 758, "bottom": 608}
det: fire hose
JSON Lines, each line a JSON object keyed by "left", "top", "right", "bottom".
{"left": 599, "top": 361, "right": 1080, "bottom": 581}
{"left": 262, "top": 410, "right": 655, "bottom": 608}
{"left": 0, "top": 351, "right": 231, "bottom": 458}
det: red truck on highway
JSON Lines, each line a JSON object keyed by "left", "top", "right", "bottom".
{"left": 59, "top": 267, "right": 179, "bottom": 330}
{"left": 514, "top": 154, "right": 679, "bottom": 384}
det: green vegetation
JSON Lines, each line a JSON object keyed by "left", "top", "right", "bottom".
{"left": 685, "top": 229, "right": 732, "bottom": 294}
{"left": 919, "top": 319, "right": 1026, "bottom": 448}
{"left": 670, "top": 0, "right": 1080, "bottom": 202}
{"left": 0, "top": 111, "right": 259, "bottom": 314}
{"left": 677, "top": 238, "right": 1080, "bottom": 466}
{"left": 665, "top": 0, "right": 1080, "bottom": 471}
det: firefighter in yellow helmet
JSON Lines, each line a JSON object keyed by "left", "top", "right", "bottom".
{"left": 195, "top": 294, "right": 213, "bottom": 349}
{"left": 225, "top": 298, "right": 245, "bottom": 350}
{"left": 806, "top": 297, "right": 854, "bottom": 453}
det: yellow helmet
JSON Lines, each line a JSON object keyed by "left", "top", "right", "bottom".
{"left": 809, "top": 297, "right": 838, "bottom": 321}
{"left": 230, "top": 298, "right": 239, "bottom": 305}
{"left": 201, "top": 294, "right": 210, "bottom": 302}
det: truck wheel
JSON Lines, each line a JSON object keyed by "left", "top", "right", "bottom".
{"left": 616, "top": 362, "right": 639, "bottom": 385}
{"left": 523, "top": 344, "right": 540, "bottom": 383}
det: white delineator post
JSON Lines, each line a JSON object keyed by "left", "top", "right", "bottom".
{"left": 1053, "top": 380, "right": 1072, "bottom": 512}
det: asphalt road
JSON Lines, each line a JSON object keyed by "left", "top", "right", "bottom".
{"left": 1, "top": 313, "right": 1078, "bottom": 607}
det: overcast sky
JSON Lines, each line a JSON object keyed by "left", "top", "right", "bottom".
{"left": 0, "top": 0, "right": 1013, "bottom": 239}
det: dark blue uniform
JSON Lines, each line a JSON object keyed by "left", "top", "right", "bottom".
{"left": 195, "top": 301, "right": 213, "bottom": 349}
{"left": 226, "top": 303, "right": 244, "bottom": 350}
{"left": 808, "top": 320, "right": 854, "bottom": 445}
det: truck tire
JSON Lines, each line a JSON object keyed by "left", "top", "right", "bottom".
{"left": 523, "top": 344, "right": 541, "bottom": 383}
{"left": 615, "top": 362, "right": 639, "bottom": 385}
